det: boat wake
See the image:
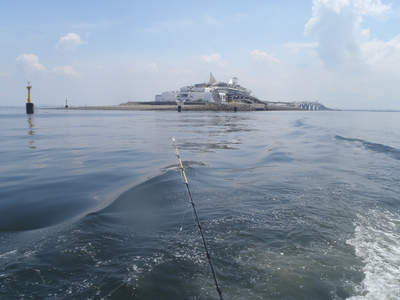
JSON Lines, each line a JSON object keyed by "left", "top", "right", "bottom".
{"left": 347, "top": 209, "right": 400, "bottom": 299}
{"left": 334, "top": 135, "right": 400, "bottom": 160}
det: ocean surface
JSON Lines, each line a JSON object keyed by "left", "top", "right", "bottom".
{"left": 1, "top": 107, "right": 399, "bottom": 299}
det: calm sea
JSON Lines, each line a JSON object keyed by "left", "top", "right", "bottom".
{"left": 1, "top": 107, "right": 399, "bottom": 299}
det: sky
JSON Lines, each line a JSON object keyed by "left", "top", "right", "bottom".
{"left": 1, "top": 0, "right": 400, "bottom": 110}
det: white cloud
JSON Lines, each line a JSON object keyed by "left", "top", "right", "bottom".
{"left": 55, "top": 33, "right": 87, "bottom": 52}
{"left": 251, "top": 49, "right": 281, "bottom": 65}
{"left": 143, "top": 62, "right": 158, "bottom": 73}
{"left": 304, "top": 0, "right": 393, "bottom": 69}
{"left": 201, "top": 53, "right": 227, "bottom": 67}
{"left": 361, "top": 36, "right": 400, "bottom": 65}
{"left": 52, "top": 65, "right": 80, "bottom": 76}
{"left": 15, "top": 54, "right": 46, "bottom": 72}
{"left": 307, "top": 0, "right": 391, "bottom": 17}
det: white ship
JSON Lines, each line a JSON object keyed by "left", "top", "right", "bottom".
{"left": 155, "top": 73, "right": 262, "bottom": 104}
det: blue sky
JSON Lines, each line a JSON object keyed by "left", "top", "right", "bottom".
{"left": 1, "top": 0, "right": 400, "bottom": 109}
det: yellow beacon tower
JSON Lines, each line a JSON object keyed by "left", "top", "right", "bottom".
{"left": 26, "top": 82, "right": 34, "bottom": 114}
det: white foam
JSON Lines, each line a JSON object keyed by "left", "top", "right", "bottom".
{"left": 347, "top": 209, "right": 400, "bottom": 299}
{"left": 0, "top": 249, "right": 17, "bottom": 259}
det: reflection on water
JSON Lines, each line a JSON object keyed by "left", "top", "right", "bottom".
{"left": 27, "top": 116, "right": 36, "bottom": 149}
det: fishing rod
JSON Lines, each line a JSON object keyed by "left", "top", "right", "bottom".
{"left": 171, "top": 137, "right": 224, "bottom": 300}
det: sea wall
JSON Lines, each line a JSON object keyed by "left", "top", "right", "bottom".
{"left": 65, "top": 102, "right": 304, "bottom": 111}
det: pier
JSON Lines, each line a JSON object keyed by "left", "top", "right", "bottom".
{"left": 266, "top": 101, "right": 329, "bottom": 111}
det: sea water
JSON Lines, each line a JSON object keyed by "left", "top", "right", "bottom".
{"left": 0, "top": 107, "right": 399, "bottom": 299}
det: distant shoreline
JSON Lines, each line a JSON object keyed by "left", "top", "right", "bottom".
{"left": 62, "top": 102, "right": 305, "bottom": 112}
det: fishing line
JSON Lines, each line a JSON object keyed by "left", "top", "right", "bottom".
{"left": 172, "top": 137, "right": 224, "bottom": 300}
{"left": 102, "top": 139, "right": 223, "bottom": 299}
{"left": 101, "top": 196, "right": 192, "bottom": 299}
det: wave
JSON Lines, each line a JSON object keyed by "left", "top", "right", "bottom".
{"left": 177, "top": 140, "right": 242, "bottom": 152}
{"left": 293, "top": 118, "right": 309, "bottom": 128}
{"left": 88, "top": 161, "right": 209, "bottom": 232}
{"left": 347, "top": 209, "right": 400, "bottom": 299}
{"left": 334, "top": 135, "right": 400, "bottom": 160}
{"left": 160, "top": 160, "right": 209, "bottom": 173}
{"left": 0, "top": 160, "right": 205, "bottom": 233}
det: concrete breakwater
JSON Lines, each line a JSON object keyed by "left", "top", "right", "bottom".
{"left": 65, "top": 102, "right": 304, "bottom": 111}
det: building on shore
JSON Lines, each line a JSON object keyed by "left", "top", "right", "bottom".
{"left": 155, "top": 73, "right": 263, "bottom": 104}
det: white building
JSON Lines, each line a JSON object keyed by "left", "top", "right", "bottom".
{"left": 155, "top": 73, "right": 260, "bottom": 104}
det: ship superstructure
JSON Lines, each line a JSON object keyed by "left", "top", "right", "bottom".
{"left": 155, "top": 73, "right": 261, "bottom": 104}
